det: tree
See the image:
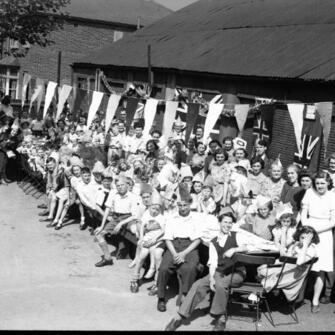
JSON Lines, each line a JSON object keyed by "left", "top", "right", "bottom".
{"left": 0, "top": 0, "right": 69, "bottom": 55}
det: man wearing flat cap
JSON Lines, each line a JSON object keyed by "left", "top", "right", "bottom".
{"left": 156, "top": 183, "right": 203, "bottom": 312}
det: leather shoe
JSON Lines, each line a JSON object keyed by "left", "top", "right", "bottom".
{"left": 40, "top": 217, "right": 52, "bottom": 222}
{"left": 38, "top": 211, "right": 49, "bottom": 216}
{"left": 165, "top": 318, "right": 182, "bottom": 331}
{"left": 37, "top": 204, "right": 47, "bottom": 209}
{"left": 46, "top": 222, "right": 57, "bottom": 228}
{"left": 79, "top": 223, "right": 87, "bottom": 230}
{"left": 95, "top": 257, "right": 114, "bottom": 267}
{"left": 320, "top": 296, "right": 331, "bottom": 304}
{"left": 157, "top": 299, "right": 166, "bottom": 312}
{"left": 213, "top": 317, "right": 226, "bottom": 331}
{"left": 311, "top": 304, "right": 320, "bottom": 313}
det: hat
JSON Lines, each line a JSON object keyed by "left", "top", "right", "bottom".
{"left": 179, "top": 165, "right": 193, "bottom": 181}
{"left": 275, "top": 203, "right": 293, "bottom": 220}
{"left": 272, "top": 154, "right": 282, "bottom": 169}
{"left": 151, "top": 190, "right": 163, "bottom": 206}
{"left": 140, "top": 182, "right": 153, "bottom": 195}
{"left": 233, "top": 137, "right": 247, "bottom": 150}
{"left": 102, "top": 168, "right": 113, "bottom": 180}
{"left": 255, "top": 195, "right": 272, "bottom": 208}
{"left": 192, "top": 173, "right": 204, "bottom": 184}
{"left": 218, "top": 206, "right": 235, "bottom": 219}
{"left": 92, "top": 161, "right": 105, "bottom": 174}
{"left": 178, "top": 182, "right": 192, "bottom": 203}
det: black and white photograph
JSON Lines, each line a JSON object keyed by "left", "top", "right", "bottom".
{"left": 0, "top": 0, "right": 334, "bottom": 331}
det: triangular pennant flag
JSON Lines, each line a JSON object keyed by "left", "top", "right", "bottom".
{"left": 29, "top": 78, "right": 44, "bottom": 115}
{"left": 125, "top": 97, "right": 140, "bottom": 132}
{"left": 43, "top": 81, "right": 58, "bottom": 119}
{"left": 162, "top": 100, "right": 178, "bottom": 140}
{"left": 105, "top": 94, "right": 121, "bottom": 134}
{"left": 234, "top": 104, "right": 250, "bottom": 135}
{"left": 287, "top": 103, "right": 304, "bottom": 150}
{"left": 72, "top": 88, "right": 87, "bottom": 121}
{"left": 56, "top": 84, "right": 72, "bottom": 122}
{"left": 315, "top": 102, "right": 333, "bottom": 153}
{"left": 185, "top": 103, "right": 200, "bottom": 144}
{"left": 87, "top": 91, "right": 104, "bottom": 128}
{"left": 21, "top": 73, "right": 31, "bottom": 108}
{"left": 143, "top": 98, "right": 159, "bottom": 137}
{"left": 204, "top": 102, "right": 223, "bottom": 141}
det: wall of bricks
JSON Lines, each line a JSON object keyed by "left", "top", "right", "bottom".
{"left": 19, "top": 20, "right": 133, "bottom": 86}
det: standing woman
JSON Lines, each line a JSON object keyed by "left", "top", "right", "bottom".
{"left": 300, "top": 171, "right": 335, "bottom": 313}
{"left": 280, "top": 164, "right": 302, "bottom": 217}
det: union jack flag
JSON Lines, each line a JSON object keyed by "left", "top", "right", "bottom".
{"left": 253, "top": 114, "right": 270, "bottom": 140}
{"left": 293, "top": 134, "right": 319, "bottom": 168}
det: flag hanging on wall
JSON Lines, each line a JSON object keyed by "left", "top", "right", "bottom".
{"left": 162, "top": 100, "right": 179, "bottom": 141}
{"left": 143, "top": 98, "right": 159, "bottom": 137}
{"left": 287, "top": 103, "right": 304, "bottom": 151}
{"left": 125, "top": 97, "right": 140, "bottom": 132}
{"left": 21, "top": 73, "right": 31, "bottom": 108}
{"left": 105, "top": 94, "right": 121, "bottom": 134}
{"left": 315, "top": 102, "right": 333, "bottom": 154}
{"left": 293, "top": 109, "right": 322, "bottom": 172}
{"left": 253, "top": 104, "right": 275, "bottom": 142}
{"left": 87, "top": 91, "right": 104, "bottom": 128}
{"left": 29, "top": 78, "right": 44, "bottom": 116}
{"left": 56, "top": 84, "right": 72, "bottom": 122}
{"left": 184, "top": 103, "right": 200, "bottom": 144}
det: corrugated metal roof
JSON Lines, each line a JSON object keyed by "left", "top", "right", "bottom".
{"left": 64, "top": 0, "right": 172, "bottom": 26}
{"left": 73, "top": 0, "right": 335, "bottom": 81}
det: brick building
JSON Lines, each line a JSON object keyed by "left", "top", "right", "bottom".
{"left": 72, "top": 0, "right": 335, "bottom": 169}
{"left": 0, "top": 0, "right": 171, "bottom": 101}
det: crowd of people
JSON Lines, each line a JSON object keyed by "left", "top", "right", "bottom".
{"left": 0, "top": 93, "right": 335, "bottom": 331}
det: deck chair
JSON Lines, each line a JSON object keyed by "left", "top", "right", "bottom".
{"left": 226, "top": 253, "right": 276, "bottom": 331}
{"left": 266, "top": 256, "right": 318, "bottom": 326}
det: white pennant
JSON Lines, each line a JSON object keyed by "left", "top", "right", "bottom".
{"left": 87, "top": 91, "right": 104, "bottom": 128}
{"left": 235, "top": 104, "right": 250, "bottom": 135}
{"left": 21, "top": 73, "right": 31, "bottom": 108}
{"left": 204, "top": 103, "right": 223, "bottom": 141}
{"left": 105, "top": 94, "right": 121, "bottom": 134}
{"left": 162, "top": 101, "right": 179, "bottom": 140}
{"left": 143, "top": 98, "right": 159, "bottom": 137}
{"left": 55, "top": 84, "right": 72, "bottom": 122}
{"left": 287, "top": 103, "right": 304, "bottom": 150}
{"left": 29, "top": 78, "right": 44, "bottom": 114}
{"left": 43, "top": 81, "right": 58, "bottom": 119}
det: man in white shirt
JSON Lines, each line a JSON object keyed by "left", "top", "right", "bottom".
{"left": 156, "top": 183, "right": 203, "bottom": 312}
{"left": 94, "top": 175, "right": 140, "bottom": 267}
{"left": 165, "top": 212, "right": 248, "bottom": 331}
{"left": 125, "top": 121, "right": 148, "bottom": 157}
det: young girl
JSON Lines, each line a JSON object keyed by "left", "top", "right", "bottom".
{"left": 190, "top": 175, "right": 203, "bottom": 211}
{"left": 240, "top": 195, "right": 276, "bottom": 240}
{"left": 272, "top": 204, "right": 297, "bottom": 256}
{"left": 130, "top": 192, "right": 166, "bottom": 294}
{"left": 257, "top": 226, "right": 318, "bottom": 302}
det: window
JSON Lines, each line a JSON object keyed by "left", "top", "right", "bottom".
{"left": 0, "top": 67, "right": 19, "bottom": 99}
{"left": 76, "top": 75, "right": 95, "bottom": 91}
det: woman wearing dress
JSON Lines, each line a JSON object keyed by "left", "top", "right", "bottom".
{"left": 300, "top": 171, "right": 335, "bottom": 313}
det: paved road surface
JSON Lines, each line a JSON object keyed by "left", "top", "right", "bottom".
{"left": 0, "top": 183, "right": 334, "bottom": 331}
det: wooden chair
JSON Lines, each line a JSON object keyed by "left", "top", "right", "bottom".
{"left": 226, "top": 253, "right": 276, "bottom": 331}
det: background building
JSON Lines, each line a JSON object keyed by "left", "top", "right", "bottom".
{"left": 72, "top": 0, "right": 335, "bottom": 168}
{"left": 0, "top": 0, "right": 171, "bottom": 100}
